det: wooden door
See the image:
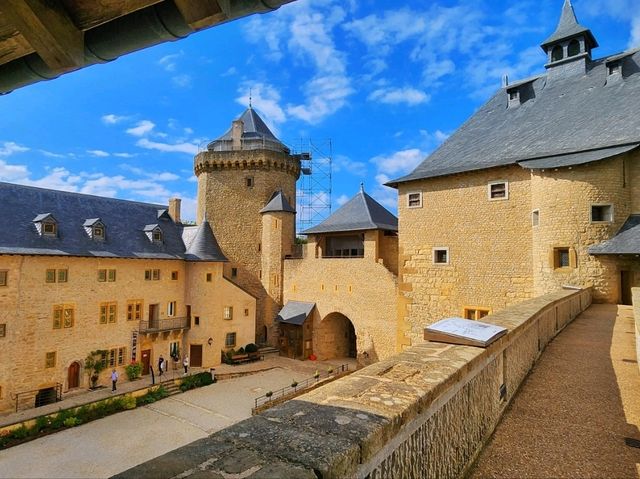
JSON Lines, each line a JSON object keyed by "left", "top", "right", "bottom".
{"left": 149, "top": 304, "right": 158, "bottom": 328}
{"left": 141, "top": 349, "right": 151, "bottom": 375}
{"left": 621, "top": 271, "right": 632, "bottom": 305}
{"left": 190, "top": 344, "right": 203, "bottom": 367}
{"left": 67, "top": 361, "right": 80, "bottom": 389}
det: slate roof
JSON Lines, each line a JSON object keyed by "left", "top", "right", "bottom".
{"left": 519, "top": 144, "right": 639, "bottom": 169}
{"left": 276, "top": 301, "right": 316, "bottom": 326}
{"left": 0, "top": 182, "right": 224, "bottom": 262}
{"left": 302, "top": 188, "right": 398, "bottom": 234}
{"left": 183, "top": 220, "right": 227, "bottom": 262}
{"left": 388, "top": 16, "right": 640, "bottom": 186}
{"left": 588, "top": 215, "right": 640, "bottom": 255}
{"left": 541, "top": 0, "right": 597, "bottom": 51}
{"left": 260, "top": 190, "right": 296, "bottom": 214}
{"left": 207, "top": 107, "right": 289, "bottom": 153}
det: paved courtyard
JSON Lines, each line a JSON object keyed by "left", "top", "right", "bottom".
{"left": 0, "top": 358, "right": 352, "bottom": 478}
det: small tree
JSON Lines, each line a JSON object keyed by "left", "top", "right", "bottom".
{"left": 85, "top": 350, "right": 108, "bottom": 389}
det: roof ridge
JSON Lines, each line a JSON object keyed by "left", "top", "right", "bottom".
{"left": 360, "top": 190, "right": 375, "bottom": 227}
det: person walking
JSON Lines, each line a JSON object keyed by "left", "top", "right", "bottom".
{"left": 183, "top": 355, "right": 189, "bottom": 375}
{"left": 111, "top": 369, "right": 118, "bottom": 392}
{"left": 158, "top": 355, "right": 164, "bottom": 377}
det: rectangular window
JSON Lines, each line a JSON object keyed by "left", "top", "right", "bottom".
{"left": 57, "top": 269, "right": 68, "bottom": 283}
{"left": 0, "top": 323, "right": 5, "bottom": 337}
{"left": 0, "top": 270, "right": 6, "bottom": 286}
{"left": 231, "top": 267, "right": 237, "bottom": 278}
{"left": 53, "top": 305, "right": 63, "bottom": 329}
{"left": 171, "top": 271, "right": 178, "bottom": 280}
{"left": 98, "top": 269, "right": 107, "bottom": 282}
{"left": 108, "top": 348, "right": 116, "bottom": 367}
{"left": 244, "top": 308, "right": 249, "bottom": 317}
{"left": 100, "top": 302, "right": 117, "bottom": 324}
{"left": 46, "top": 269, "right": 56, "bottom": 283}
{"left": 194, "top": 316, "right": 200, "bottom": 326}
{"left": 100, "top": 304, "right": 108, "bottom": 324}
{"left": 117, "top": 347, "right": 126, "bottom": 366}
{"left": 464, "top": 307, "right": 491, "bottom": 320}
{"left": 45, "top": 351, "right": 56, "bottom": 368}
{"left": 100, "top": 351, "right": 107, "bottom": 369}
{"left": 225, "top": 332, "right": 236, "bottom": 348}
{"left": 63, "top": 306, "right": 74, "bottom": 328}
{"left": 407, "top": 192, "right": 422, "bottom": 208}
{"left": 488, "top": 181, "right": 509, "bottom": 200}
{"left": 245, "top": 177, "right": 254, "bottom": 187}
{"left": 145, "top": 269, "right": 151, "bottom": 281}
{"left": 591, "top": 204, "right": 613, "bottom": 223}
{"left": 152, "top": 269, "right": 160, "bottom": 280}
{"left": 43, "top": 223, "right": 56, "bottom": 236}
{"left": 223, "top": 306, "right": 233, "bottom": 320}
{"left": 553, "top": 247, "right": 571, "bottom": 268}
{"left": 108, "top": 303, "right": 117, "bottom": 323}
{"left": 167, "top": 301, "right": 176, "bottom": 317}
{"left": 433, "top": 247, "right": 449, "bottom": 264}
{"left": 107, "top": 269, "right": 116, "bottom": 282}
{"left": 127, "top": 300, "right": 143, "bottom": 321}
{"left": 206, "top": 273, "right": 212, "bottom": 282}
{"left": 532, "top": 209, "right": 540, "bottom": 227}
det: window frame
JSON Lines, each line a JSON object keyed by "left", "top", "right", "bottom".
{"left": 42, "top": 221, "right": 57, "bottom": 236}
{"left": 223, "top": 306, "right": 233, "bottom": 320}
{"left": 107, "top": 269, "right": 116, "bottom": 282}
{"left": 590, "top": 204, "right": 613, "bottom": 223}
{"left": 171, "top": 271, "right": 178, "bottom": 281}
{"left": 0, "top": 270, "right": 7, "bottom": 286}
{"left": 46, "top": 269, "right": 57, "bottom": 283}
{"left": 93, "top": 224, "right": 105, "bottom": 240}
{"left": 167, "top": 301, "right": 176, "bottom": 317}
{"left": 432, "top": 247, "right": 450, "bottom": 265}
{"left": 57, "top": 269, "right": 68, "bottom": 283}
{"left": 531, "top": 209, "right": 540, "bottom": 227}
{"left": 488, "top": 181, "right": 509, "bottom": 201}
{"left": 97, "top": 269, "right": 107, "bottom": 282}
{"left": 225, "top": 332, "right": 237, "bottom": 348}
{"left": 553, "top": 247, "right": 572, "bottom": 269}
{"left": 126, "top": 300, "right": 143, "bottom": 321}
{"left": 45, "top": 351, "right": 56, "bottom": 368}
{"left": 0, "top": 323, "right": 5, "bottom": 337}
{"left": 206, "top": 272, "right": 212, "bottom": 282}
{"left": 152, "top": 269, "right": 160, "bottom": 281}
{"left": 407, "top": 192, "right": 423, "bottom": 209}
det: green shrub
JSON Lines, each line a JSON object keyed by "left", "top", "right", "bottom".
{"left": 124, "top": 362, "right": 142, "bottom": 381}
{"left": 179, "top": 372, "right": 213, "bottom": 392}
{"left": 34, "top": 416, "right": 49, "bottom": 432}
{"left": 51, "top": 410, "right": 72, "bottom": 429}
{"left": 63, "top": 417, "right": 80, "bottom": 427}
{"left": 245, "top": 343, "right": 258, "bottom": 353}
{"left": 136, "top": 386, "right": 168, "bottom": 406}
{"left": 121, "top": 395, "right": 137, "bottom": 410}
{"left": 10, "top": 426, "right": 32, "bottom": 440}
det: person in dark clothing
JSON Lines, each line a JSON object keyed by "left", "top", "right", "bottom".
{"left": 158, "top": 356, "right": 164, "bottom": 377}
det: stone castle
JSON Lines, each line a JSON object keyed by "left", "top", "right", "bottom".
{"left": 1, "top": 0, "right": 639, "bottom": 414}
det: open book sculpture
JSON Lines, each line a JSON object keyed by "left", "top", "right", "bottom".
{"left": 424, "top": 317, "right": 508, "bottom": 347}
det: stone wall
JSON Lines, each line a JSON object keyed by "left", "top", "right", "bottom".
{"left": 283, "top": 237, "right": 398, "bottom": 363}
{"left": 195, "top": 149, "right": 299, "bottom": 343}
{"left": 116, "top": 288, "right": 592, "bottom": 479}
{"left": 633, "top": 287, "right": 640, "bottom": 374}
{"left": 0, "top": 255, "right": 254, "bottom": 413}
{"left": 397, "top": 165, "right": 534, "bottom": 346}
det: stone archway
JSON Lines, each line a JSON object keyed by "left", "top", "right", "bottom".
{"left": 316, "top": 312, "right": 357, "bottom": 360}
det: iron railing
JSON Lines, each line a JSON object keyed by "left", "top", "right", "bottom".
{"left": 12, "top": 383, "right": 62, "bottom": 412}
{"left": 253, "top": 364, "right": 349, "bottom": 411}
{"left": 139, "top": 316, "right": 190, "bottom": 333}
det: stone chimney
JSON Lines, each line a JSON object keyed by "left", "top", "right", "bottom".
{"left": 232, "top": 120, "right": 244, "bottom": 150}
{"left": 168, "top": 198, "right": 181, "bottom": 224}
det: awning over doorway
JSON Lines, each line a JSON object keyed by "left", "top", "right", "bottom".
{"left": 589, "top": 215, "right": 640, "bottom": 255}
{"left": 276, "top": 301, "right": 315, "bottom": 326}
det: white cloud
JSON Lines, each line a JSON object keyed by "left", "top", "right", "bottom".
{"left": 333, "top": 154, "right": 368, "bottom": 176}
{"left": 126, "top": 120, "right": 155, "bottom": 137}
{"left": 114, "top": 152, "right": 136, "bottom": 158}
{"left": 158, "top": 52, "right": 182, "bottom": 72}
{"left": 222, "top": 66, "right": 237, "bottom": 77}
{"left": 39, "top": 150, "right": 66, "bottom": 158}
{"left": 630, "top": 13, "right": 640, "bottom": 48}
{"left": 0, "top": 141, "right": 29, "bottom": 157}
{"left": 87, "top": 149, "right": 110, "bottom": 157}
{"left": 0, "top": 160, "right": 29, "bottom": 181}
{"left": 101, "top": 114, "right": 128, "bottom": 125}
{"left": 236, "top": 82, "right": 286, "bottom": 130}
{"left": 336, "top": 194, "right": 350, "bottom": 206}
{"left": 136, "top": 138, "right": 199, "bottom": 155}
{"left": 172, "top": 74, "right": 192, "bottom": 88}
{"left": 368, "top": 87, "right": 430, "bottom": 106}
{"left": 371, "top": 148, "right": 426, "bottom": 176}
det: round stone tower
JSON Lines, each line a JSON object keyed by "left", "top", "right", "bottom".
{"left": 194, "top": 107, "right": 299, "bottom": 344}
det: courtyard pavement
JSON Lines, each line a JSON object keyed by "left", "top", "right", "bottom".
{"left": 469, "top": 304, "right": 640, "bottom": 478}
{"left": 0, "top": 357, "right": 355, "bottom": 479}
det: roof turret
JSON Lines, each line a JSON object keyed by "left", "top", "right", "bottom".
{"left": 260, "top": 190, "right": 296, "bottom": 214}
{"left": 183, "top": 219, "right": 227, "bottom": 262}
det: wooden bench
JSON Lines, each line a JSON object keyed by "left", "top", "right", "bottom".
{"left": 229, "top": 353, "right": 264, "bottom": 365}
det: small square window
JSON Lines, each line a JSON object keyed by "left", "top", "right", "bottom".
{"left": 57, "top": 269, "right": 68, "bottom": 283}
{"left": 553, "top": 247, "right": 571, "bottom": 268}
{"left": 488, "top": 181, "right": 508, "bottom": 200}
{"left": 508, "top": 90, "right": 519, "bottom": 101}
{"left": 532, "top": 209, "right": 540, "bottom": 227}
{"left": 152, "top": 230, "right": 163, "bottom": 243}
{"left": 245, "top": 177, "right": 254, "bottom": 187}
{"left": 225, "top": 332, "right": 236, "bottom": 348}
{"left": 206, "top": 273, "right": 212, "bottom": 282}
{"left": 0, "top": 323, "right": 5, "bottom": 337}
{"left": 0, "top": 270, "right": 7, "bottom": 286}
{"left": 94, "top": 226, "right": 105, "bottom": 239}
{"left": 108, "top": 269, "right": 116, "bottom": 282}
{"left": 231, "top": 267, "right": 238, "bottom": 278}
{"left": 407, "top": 192, "right": 422, "bottom": 208}
{"left": 464, "top": 307, "right": 491, "bottom": 320}
{"left": 45, "top": 351, "right": 56, "bottom": 368}
{"left": 98, "top": 269, "right": 107, "bottom": 282}
{"left": 608, "top": 63, "right": 621, "bottom": 75}
{"left": 171, "top": 271, "right": 178, "bottom": 281}
{"left": 433, "top": 247, "right": 449, "bottom": 264}
{"left": 46, "top": 269, "right": 56, "bottom": 283}
{"left": 224, "top": 306, "right": 233, "bottom": 320}
{"left": 591, "top": 204, "right": 613, "bottom": 223}
{"left": 194, "top": 316, "right": 200, "bottom": 326}
{"left": 43, "top": 222, "right": 57, "bottom": 236}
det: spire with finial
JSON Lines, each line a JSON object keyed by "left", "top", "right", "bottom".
{"left": 541, "top": 0, "right": 597, "bottom": 54}
{"left": 249, "top": 88, "right": 252, "bottom": 109}
{"left": 360, "top": 182, "right": 364, "bottom": 193}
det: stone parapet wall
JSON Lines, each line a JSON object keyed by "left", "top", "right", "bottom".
{"left": 116, "top": 288, "right": 591, "bottom": 479}
{"left": 633, "top": 287, "right": 640, "bottom": 374}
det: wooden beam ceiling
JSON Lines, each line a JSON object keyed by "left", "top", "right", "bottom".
{"left": 2, "top": 0, "right": 83, "bottom": 71}
{"left": 173, "top": 0, "right": 225, "bottom": 30}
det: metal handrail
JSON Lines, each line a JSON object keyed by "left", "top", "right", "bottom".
{"left": 253, "top": 364, "right": 349, "bottom": 410}
{"left": 139, "top": 316, "right": 190, "bottom": 333}
{"left": 12, "top": 383, "right": 62, "bottom": 412}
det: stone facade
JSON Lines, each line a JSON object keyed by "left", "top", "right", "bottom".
{"left": 195, "top": 149, "right": 299, "bottom": 344}
{"left": 0, "top": 255, "right": 255, "bottom": 413}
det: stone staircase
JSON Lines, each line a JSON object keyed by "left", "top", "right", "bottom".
{"left": 160, "top": 380, "right": 181, "bottom": 396}
{"left": 258, "top": 346, "right": 280, "bottom": 358}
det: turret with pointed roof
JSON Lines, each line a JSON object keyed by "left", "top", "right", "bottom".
{"left": 541, "top": 0, "right": 597, "bottom": 52}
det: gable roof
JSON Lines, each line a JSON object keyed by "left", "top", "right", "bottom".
{"left": 302, "top": 188, "right": 397, "bottom": 234}
{"left": 276, "top": 301, "right": 315, "bottom": 326}
{"left": 260, "top": 190, "right": 296, "bottom": 214}
{"left": 183, "top": 220, "right": 227, "bottom": 262}
{"left": 207, "top": 107, "right": 289, "bottom": 153}
{"left": 389, "top": 48, "right": 640, "bottom": 186}
{"left": 0, "top": 182, "right": 224, "bottom": 261}
{"left": 589, "top": 215, "right": 640, "bottom": 255}
{"left": 541, "top": 0, "right": 597, "bottom": 51}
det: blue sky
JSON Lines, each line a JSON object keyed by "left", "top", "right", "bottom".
{"left": 0, "top": 0, "right": 638, "bottom": 227}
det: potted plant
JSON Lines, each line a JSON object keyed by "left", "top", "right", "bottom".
{"left": 84, "top": 350, "right": 108, "bottom": 389}
{"left": 125, "top": 361, "right": 142, "bottom": 381}
{"left": 291, "top": 380, "right": 298, "bottom": 389}
{"left": 314, "top": 370, "right": 319, "bottom": 380}
{"left": 266, "top": 391, "right": 273, "bottom": 400}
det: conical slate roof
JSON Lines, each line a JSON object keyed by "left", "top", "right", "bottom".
{"left": 207, "top": 107, "right": 289, "bottom": 153}
{"left": 541, "top": 0, "right": 597, "bottom": 51}
{"left": 260, "top": 190, "right": 296, "bottom": 214}
{"left": 302, "top": 187, "right": 397, "bottom": 234}
{"left": 182, "top": 220, "right": 227, "bottom": 262}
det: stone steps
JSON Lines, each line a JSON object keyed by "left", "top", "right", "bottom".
{"left": 160, "top": 381, "right": 181, "bottom": 396}
{"left": 258, "top": 346, "right": 280, "bottom": 357}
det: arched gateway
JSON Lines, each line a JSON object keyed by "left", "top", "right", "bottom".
{"left": 316, "top": 312, "right": 357, "bottom": 360}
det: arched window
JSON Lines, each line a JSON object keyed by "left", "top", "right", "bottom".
{"left": 568, "top": 39, "right": 580, "bottom": 57}
{"left": 551, "top": 45, "right": 564, "bottom": 62}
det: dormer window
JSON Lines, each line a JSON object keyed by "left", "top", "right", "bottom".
{"left": 84, "top": 218, "right": 105, "bottom": 241}
{"left": 33, "top": 213, "right": 58, "bottom": 237}
{"left": 608, "top": 62, "right": 621, "bottom": 76}
{"left": 144, "top": 224, "right": 163, "bottom": 244}
{"left": 507, "top": 88, "right": 520, "bottom": 108}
